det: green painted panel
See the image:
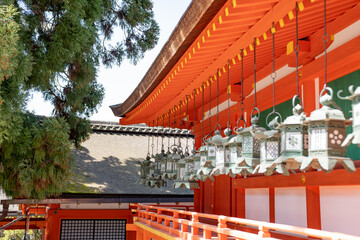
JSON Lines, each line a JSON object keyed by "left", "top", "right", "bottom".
{"left": 328, "top": 69, "right": 360, "bottom": 160}
{"left": 258, "top": 100, "right": 293, "bottom": 130}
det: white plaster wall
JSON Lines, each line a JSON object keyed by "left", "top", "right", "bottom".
{"left": 320, "top": 186, "right": 360, "bottom": 236}
{"left": 245, "top": 188, "right": 269, "bottom": 222}
{"left": 275, "top": 187, "right": 307, "bottom": 227}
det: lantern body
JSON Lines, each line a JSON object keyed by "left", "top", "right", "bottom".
{"left": 174, "top": 150, "right": 200, "bottom": 189}
{"left": 238, "top": 117, "right": 265, "bottom": 171}
{"left": 136, "top": 157, "right": 151, "bottom": 185}
{"left": 162, "top": 146, "right": 178, "bottom": 180}
{"left": 196, "top": 139, "right": 215, "bottom": 182}
{"left": 211, "top": 130, "right": 226, "bottom": 176}
{"left": 269, "top": 104, "right": 308, "bottom": 175}
{"left": 253, "top": 130, "right": 281, "bottom": 175}
{"left": 226, "top": 134, "right": 243, "bottom": 177}
{"left": 300, "top": 90, "right": 355, "bottom": 173}
{"left": 189, "top": 150, "right": 200, "bottom": 181}
{"left": 338, "top": 85, "right": 360, "bottom": 146}
{"left": 175, "top": 159, "right": 186, "bottom": 181}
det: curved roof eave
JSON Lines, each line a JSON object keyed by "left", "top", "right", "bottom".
{"left": 110, "top": 0, "right": 228, "bottom": 118}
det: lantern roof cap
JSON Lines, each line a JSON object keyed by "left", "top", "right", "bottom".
{"left": 212, "top": 130, "right": 223, "bottom": 145}
{"left": 240, "top": 124, "right": 266, "bottom": 135}
{"left": 199, "top": 145, "right": 207, "bottom": 151}
{"left": 254, "top": 129, "right": 280, "bottom": 139}
{"left": 228, "top": 135, "right": 242, "bottom": 144}
{"left": 308, "top": 105, "right": 346, "bottom": 121}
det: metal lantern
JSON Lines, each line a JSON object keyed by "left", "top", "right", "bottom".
{"left": 136, "top": 155, "right": 151, "bottom": 185}
{"left": 197, "top": 137, "right": 215, "bottom": 182}
{"left": 226, "top": 127, "right": 244, "bottom": 177}
{"left": 269, "top": 97, "right": 308, "bottom": 175}
{"left": 174, "top": 150, "right": 200, "bottom": 189}
{"left": 146, "top": 161, "right": 155, "bottom": 187}
{"left": 162, "top": 144, "right": 178, "bottom": 180}
{"left": 300, "top": 87, "right": 355, "bottom": 173}
{"left": 151, "top": 152, "right": 163, "bottom": 181}
{"left": 253, "top": 116, "right": 281, "bottom": 175}
{"left": 338, "top": 85, "right": 360, "bottom": 147}
{"left": 211, "top": 129, "right": 226, "bottom": 176}
{"left": 238, "top": 113, "right": 265, "bottom": 172}
{"left": 189, "top": 149, "right": 200, "bottom": 181}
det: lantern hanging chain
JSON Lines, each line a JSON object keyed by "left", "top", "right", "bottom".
{"left": 147, "top": 122, "right": 150, "bottom": 157}
{"left": 168, "top": 110, "right": 171, "bottom": 151}
{"left": 253, "top": 38, "right": 257, "bottom": 108}
{"left": 151, "top": 120, "right": 155, "bottom": 155}
{"left": 193, "top": 90, "right": 196, "bottom": 150}
{"left": 173, "top": 106, "right": 176, "bottom": 146}
{"left": 178, "top": 101, "right": 182, "bottom": 147}
{"left": 156, "top": 119, "right": 159, "bottom": 153}
{"left": 216, "top": 69, "right": 220, "bottom": 126}
{"left": 227, "top": 61, "right": 230, "bottom": 128}
{"left": 240, "top": 50, "right": 245, "bottom": 119}
{"left": 323, "top": 0, "right": 328, "bottom": 88}
{"left": 185, "top": 96, "right": 190, "bottom": 151}
{"left": 161, "top": 114, "right": 165, "bottom": 150}
{"left": 295, "top": 3, "right": 300, "bottom": 98}
{"left": 201, "top": 83, "right": 205, "bottom": 144}
{"left": 209, "top": 77, "right": 212, "bottom": 135}
{"left": 271, "top": 22, "right": 277, "bottom": 113}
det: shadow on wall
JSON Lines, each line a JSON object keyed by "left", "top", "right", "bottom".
{"left": 67, "top": 145, "right": 192, "bottom": 195}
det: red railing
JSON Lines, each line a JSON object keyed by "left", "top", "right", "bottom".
{"left": 132, "top": 203, "right": 360, "bottom": 240}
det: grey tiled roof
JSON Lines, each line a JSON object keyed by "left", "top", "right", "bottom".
{"left": 71, "top": 123, "right": 194, "bottom": 195}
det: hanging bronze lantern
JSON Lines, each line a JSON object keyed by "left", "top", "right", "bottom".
{"left": 189, "top": 149, "right": 200, "bottom": 181}
{"left": 197, "top": 137, "right": 215, "bottom": 181}
{"left": 338, "top": 85, "right": 360, "bottom": 147}
{"left": 269, "top": 97, "right": 308, "bottom": 175}
{"left": 226, "top": 127, "right": 244, "bottom": 177}
{"left": 136, "top": 155, "right": 151, "bottom": 185}
{"left": 210, "top": 129, "right": 226, "bottom": 176}
{"left": 301, "top": 0, "right": 355, "bottom": 173}
{"left": 253, "top": 115, "right": 281, "bottom": 175}
{"left": 237, "top": 111, "right": 265, "bottom": 173}
{"left": 300, "top": 87, "right": 355, "bottom": 173}
{"left": 211, "top": 128, "right": 233, "bottom": 176}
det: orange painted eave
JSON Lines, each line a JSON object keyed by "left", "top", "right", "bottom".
{"left": 119, "top": 0, "right": 360, "bottom": 126}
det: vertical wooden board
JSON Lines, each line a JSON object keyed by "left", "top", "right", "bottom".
{"left": 214, "top": 175, "right": 231, "bottom": 216}
{"left": 236, "top": 188, "right": 245, "bottom": 218}
{"left": 245, "top": 188, "right": 269, "bottom": 222}
{"left": 231, "top": 179, "right": 237, "bottom": 217}
{"left": 320, "top": 186, "right": 360, "bottom": 236}
{"left": 306, "top": 186, "right": 321, "bottom": 230}
{"left": 193, "top": 188, "right": 200, "bottom": 212}
{"left": 269, "top": 187, "right": 275, "bottom": 223}
{"left": 203, "top": 178, "right": 214, "bottom": 213}
{"left": 275, "top": 187, "right": 307, "bottom": 228}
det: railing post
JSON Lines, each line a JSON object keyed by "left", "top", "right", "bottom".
{"left": 157, "top": 209, "right": 162, "bottom": 224}
{"left": 173, "top": 212, "right": 179, "bottom": 229}
{"left": 204, "top": 229, "right": 212, "bottom": 239}
{"left": 146, "top": 207, "right": 151, "bottom": 220}
{"left": 191, "top": 212, "right": 199, "bottom": 236}
{"left": 181, "top": 220, "right": 189, "bottom": 234}
{"left": 258, "top": 225, "right": 271, "bottom": 238}
{"left": 218, "top": 216, "right": 227, "bottom": 240}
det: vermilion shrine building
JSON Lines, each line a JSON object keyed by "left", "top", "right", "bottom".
{"left": 2, "top": 0, "right": 360, "bottom": 239}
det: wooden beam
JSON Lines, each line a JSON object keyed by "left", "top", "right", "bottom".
{"left": 233, "top": 166, "right": 360, "bottom": 189}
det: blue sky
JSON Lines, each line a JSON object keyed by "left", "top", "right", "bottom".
{"left": 27, "top": 0, "right": 192, "bottom": 122}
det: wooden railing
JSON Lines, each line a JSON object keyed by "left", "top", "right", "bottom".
{"left": 132, "top": 203, "right": 360, "bottom": 240}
